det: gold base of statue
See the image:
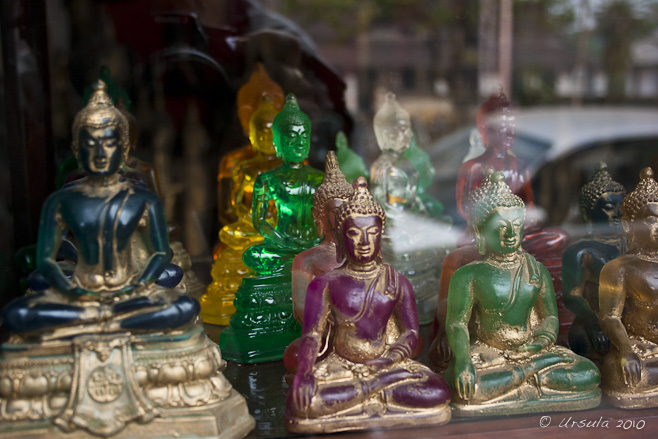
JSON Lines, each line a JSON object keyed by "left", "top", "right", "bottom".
{"left": 286, "top": 401, "right": 451, "bottom": 434}
{"left": 0, "top": 325, "right": 254, "bottom": 439}
{"left": 450, "top": 388, "right": 601, "bottom": 417}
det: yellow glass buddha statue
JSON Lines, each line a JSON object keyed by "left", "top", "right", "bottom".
{"left": 218, "top": 63, "right": 284, "bottom": 226}
{"left": 599, "top": 167, "right": 658, "bottom": 408}
{"left": 201, "top": 95, "right": 282, "bottom": 325}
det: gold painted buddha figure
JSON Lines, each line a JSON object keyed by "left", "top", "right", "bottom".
{"left": 0, "top": 82, "right": 254, "bottom": 439}
{"left": 200, "top": 94, "right": 282, "bottom": 325}
{"left": 286, "top": 178, "right": 451, "bottom": 433}
{"left": 599, "top": 167, "right": 658, "bottom": 408}
{"left": 218, "top": 62, "right": 284, "bottom": 226}
{"left": 445, "top": 171, "right": 600, "bottom": 416}
{"left": 370, "top": 92, "right": 444, "bottom": 324}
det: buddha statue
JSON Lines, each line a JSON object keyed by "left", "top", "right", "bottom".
{"left": 0, "top": 81, "right": 254, "bottom": 438}
{"left": 370, "top": 92, "right": 445, "bottom": 324}
{"left": 218, "top": 94, "right": 324, "bottom": 363}
{"left": 218, "top": 62, "right": 284, "bottom": 226}
{"left": 453, "top": 90, "right": 571, "bottom": 335}
{"left": 445, "top": 171, "right": 600, "bottom": 416}
{"left": 286, "top": 178, "right": 451, "bottom": 433}
{"left": 598, "top": 167, "right": 658, "bottom": 408}
{"left": 200, "top": 94, "right": 282, "bottom": 325}
{"left": 562, "top": 162, "right": 626, "bottom": 364}
{"left": 335, "top": 131, "right": 369, "bottom": 184}
{"left": 403, "top": 133, "right": 445, "bottom": 218}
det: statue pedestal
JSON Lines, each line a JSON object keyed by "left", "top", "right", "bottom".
{"left": 219, "top": 274, "right": 301, "bottom": 364}
{"left": 0, "top": 325, "right": 254, "bottom": 439}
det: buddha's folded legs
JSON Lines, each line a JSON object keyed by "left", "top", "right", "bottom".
{"left": 118, "top": 294, "right": 200, "bottom": 330}
{"left": 2, "top": 292, "right": 88, "bottom": 333}
{"left": 242, "top": 241, "right": 298, "bottom": 274}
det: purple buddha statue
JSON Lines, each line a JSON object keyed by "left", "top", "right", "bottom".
{"left": 286, "top": 178, "right": 451, "bottom": 433}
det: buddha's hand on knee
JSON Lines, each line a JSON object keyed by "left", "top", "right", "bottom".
{"left": 455, "top": 358, "right": 476, "bottom": 401}
{"left": 292, "top": 373, "right": 316, "bottom": 413}
{"left": 620, "top": 348, "right": 642, "bottom": 387}
{"left": 587, "top": 324, "right": 610, "bottom": 354}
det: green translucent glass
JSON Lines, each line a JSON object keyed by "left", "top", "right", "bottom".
{"left": 335, "top": 131, "right": 368, "bottom": 184}
{"left": 403, "top": 133, "right": 444, "bottom": 217}
{"left": 220, "top": 94, "right": 324, "bottom": 363}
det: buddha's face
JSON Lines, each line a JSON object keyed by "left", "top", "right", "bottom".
{"left": 277, "top": 123, "right": 310, "bottom": 163}
{"left": 481, "top": 206, "right": 525, "bottom": 254}
{"left": 78, "top": 126, "right": 123, "bottom": 176}
{"left": 624, "top": 203, "right": 658, "bottom": 250}
{"left": 342, "top": 215, "right": 382, "bottom": 264}
{"left": 483, "top": 111, "right": 516, "bottom": 151}
{"left": 375, "top": 120, "right": 412, "bottom": 153}
{"left": 590, "top": 192, "right": 624, "bottom": 228}
{"left": 250, "top": 117, "right": 276, "bottom": 156}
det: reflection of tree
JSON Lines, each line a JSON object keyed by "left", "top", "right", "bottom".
{"left": 597, "top": 1, "right": 640, "bottom": 101}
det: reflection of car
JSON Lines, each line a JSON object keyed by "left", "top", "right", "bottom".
{"left": 428, "top": 107, "right": 658, "bottom": 227}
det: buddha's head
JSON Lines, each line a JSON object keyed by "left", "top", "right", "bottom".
{"left": 249, "top": 94, "right": 278, "bottom": 156}
{"left": 272, "top": 94, "right": 311, "bottom": 163}
{"left": 621, "top": 167, "right": 658, "bottom": 251}
{"left": 335, "top": 177, "right": 386, "bottom": 265}
{"left": 72, "top": 80, "right": 129, "bottom": 177}
{"left": 470, "top": 171, "right": 525, "bottom": 255}
{"left": 237, "top": 62, "right": 284, "bottom": 136}
{"left": 312, "top": 151, "right": 353, "bottom": 241}
{"left": 580, "top": 162, "right": 626, "bottom": 232}
{"left": 476, "top": 90, "right": 516, "bottom": 152}
{"left": 374, "top": 93, "right": 412, "bottom": 154}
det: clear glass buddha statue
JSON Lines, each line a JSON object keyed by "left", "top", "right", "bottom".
{"left": 200, "top": 94, "right": 282, "bottom": 325}
{"left": 563, "top": 162, "right": 626, "bottom": 364}
{"left": 445, "top": 171, "right": 600, "bottom": 416}
{"left": 369, "top": 92, "right": 443, "bottom": 324}
{"left": 286, "top": 178, "right": 451, "bottom": 433}
{"left": 217, "top": 62, "right": 284, "bottom": 226}
{"left": 0, "top": 81, "right": 254, "bottom": 439}
{"left": 598, "top": 167, "right": 658, "bottom": 408}
{"left": 218, "top": 94, "right": 324, "bottom": 363}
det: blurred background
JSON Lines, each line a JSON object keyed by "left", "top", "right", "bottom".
{"left": 2, "top": 0, "right": 658, "bottom": 305}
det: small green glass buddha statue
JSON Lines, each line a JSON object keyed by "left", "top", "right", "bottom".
{"left": 562, "top": 162, "right": 626, "bottom": 364}
{"left": 445, "top": 171, "right": 600, "bottom": 416}
{"left": 598, "top": 167, "right": 658, "bottom": 408}
{"left": 218, "top": 94, "right": 324, "bottom": 363}
{"left": 370, "top": 92, "right": 444, "bottom": 324}
{"left": 404, "top": 133, "right": 445, "bottom": 218}
{"left": 200, "top": 95, "right": 282, "bottom": 325}
{"left": 0, "top": 81, "right": 254, "bottom": 439}
{"left": 335, "top": 131, "right": 369, "bottom": 184}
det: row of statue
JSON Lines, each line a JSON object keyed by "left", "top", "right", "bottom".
{"left": 1, "top": 68, "right": 658, "bottom": 439}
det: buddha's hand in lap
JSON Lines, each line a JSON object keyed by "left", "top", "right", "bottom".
{"left": 364, "top": 350, "right": 404, "bottom": 372}
{"left": 620, "top": 348, "right": 642, "bottom": 387}
{"left": 455, "top": 357, "right": 476, "bottom": 401}
{"left": 291, "top": 373, "right": 316, "bottom": 413}
{"left": 65, "top": 286, "right": 100, "bottom": 300}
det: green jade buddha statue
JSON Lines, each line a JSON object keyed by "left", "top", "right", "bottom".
{"left": 0, "top": 81, "right": 254, "bottom": 439}
{"left": 218, "top": 94, "right": 324, "bottom": 363}
{"left": 562, "top": 162, "right": 626, "bottom": 364}
{"left": 370, "top": 92, "right": 445, "bottom": 324}
{"left": 598, "top": 168, "right": 658, "bottom": 409}
{"left": 446, "top": 171, "right": 600, "bottom": 416}
{"left": 403, "top": 132, "right": 445, "bottom": 218}
{"left": 200, "top": 95, "right": 282, "bottom": 325}
{"left": 335, "top": 131, "right": 369, "bottom": 184}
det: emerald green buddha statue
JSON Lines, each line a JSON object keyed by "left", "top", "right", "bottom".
{"left": 219, "top": 94, "right": 324, "bottom": 363}
{"left": 445, "top": 171, "right": 601, "bottom": 416}
{"left": 335, "top": 131, "right": 369, "bottom": 184}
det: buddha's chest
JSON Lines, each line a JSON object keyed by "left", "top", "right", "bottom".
{"left": 627, "top": 264, "right": 658, "bottom": 305}
{"left": 271, "top": 177, "right": 316, "bottom": 206}
{"left": 329, "top": 278, "right": 398, "bottom": 337}
{"left": 475, "top": 270, "right": 540, "bottom": 316}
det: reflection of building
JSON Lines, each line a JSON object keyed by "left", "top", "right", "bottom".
{"left": 630, "top": 30, "right": 658, "bottom": 98}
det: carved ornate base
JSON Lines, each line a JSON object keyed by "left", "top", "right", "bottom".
{"left": 450, "top": 388, "right": 601, "bottom": 417}
{"left": 286, "top": 401, "right": 451, "bottom": 434}
{"left": 200, "top": 246, "right": 251, "bottom": 326}
{"left": 219, "top": 274, "right": 301, "bottom": 363}
{"left": 0, "top": 325, "right": 254, "bottom": 438}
